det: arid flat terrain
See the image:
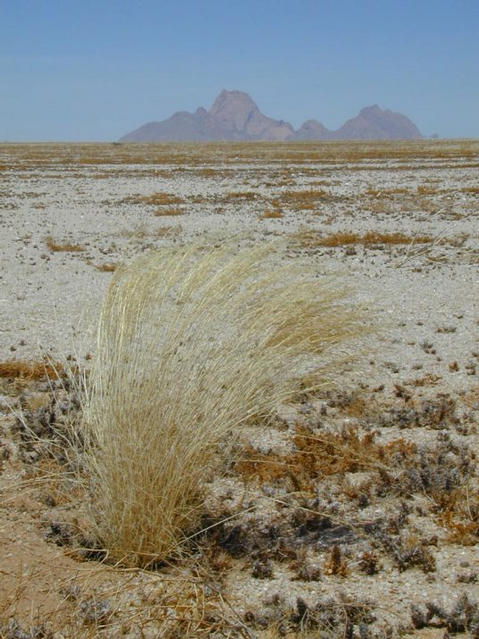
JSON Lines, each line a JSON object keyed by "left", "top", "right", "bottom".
{"left": 0, "top": 140, "right": 479, "bottom": 638}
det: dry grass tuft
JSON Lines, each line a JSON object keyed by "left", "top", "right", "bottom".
{"left": 45, "top": 236, "right": 86, "bottom": 252}
{"left": 82, "top": 242, "right": 364, "bottom": 567}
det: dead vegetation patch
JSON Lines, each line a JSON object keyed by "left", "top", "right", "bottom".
{"left": 0, "top": 359, "right": 63, "bottom": 380}
{"left": 93, "top": 263, "right": 117, "bottom": 272}
{"left": 45, "top": 236, "right": 86, "bottom": 252}
{"left": 121, "top": 192, "right": 185, "bottom": 206}
{"left": 271, "top": 189, "right": 339, "bottom": 211}
{"left": 117, "top": 223, "right": 181, "bottom": 239}
{"left": 366, "top": 186, "right": 410, "bottom": 197}
{"left": 236, "top": 426, "right": 413, "bottom": 490}
{"left": 153, "top": 207, "right": 186, "bottom": 216}
{"left": 261, "top": 210, "right": 284, "bottom": 219}
{"left": 291, "top": 229, "right": 433, "bottom": 249}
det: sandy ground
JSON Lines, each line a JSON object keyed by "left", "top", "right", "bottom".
{"left": 0, "top": 140, "right": 478, "bottom": 637}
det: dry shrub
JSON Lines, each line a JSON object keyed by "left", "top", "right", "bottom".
{"left": 323, "top": 231, "right": 432, "bottom": 247}
{"left": 45, "top": 236, "right": 86, "bottom": 252}
{"left": 153, "top": 207, "right": 185, "bottom": 216}
{"left": 416, "top": 185, "right": 440, "bottom": 195}
{"left": 261, "top": 210, "right": 284, "bottom": 219}
{"left": 236, "top": 427, "right": 415, "bottom": 492}
{"left": 118, "top": 223, "right": 181, "bottom": 239}
{"left": 293, "top": 230, "right": 432, "bottom": 249}
{"left": 93, "top": 263, "right": 116, "bottom": 272}
{"left": 197, "top": 167, "right": 216, "bottom": 177}
{"left": 0, "top": 359, "right": 63, "bottom": 380}
{"left": 122, "top": 192, "right": 184, "bottom": 206}
{"left": 366, "top": 187, "right": 410, "bottom": 197}
{"left": 435, "top": 485, "right": 479, "bottom": 545}
{"left": 272, "top": 189, "right": 338, "bottom": 211}
{"left": 82, "top": 242, "right": 363, "bottom": 567}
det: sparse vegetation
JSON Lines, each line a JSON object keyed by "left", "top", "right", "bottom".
{"left": 1, "top": 138, "right": 479, "bottom": 637}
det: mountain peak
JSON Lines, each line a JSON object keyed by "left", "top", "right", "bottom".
{"left": 210, "top": 89, "right": 257, "bottom": 109}
{"left": 209, "top": 89, "right": 259, "bottom": 132}
{"left": 360, "top": 104, "right": 382, "bottom": 116}
{"left": 119, "top": 91, "right": 422, "bottom": 142}
{"left": 337, "top": 104, "right": 422, "bottom": 140}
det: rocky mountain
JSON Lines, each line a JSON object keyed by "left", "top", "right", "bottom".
{"left": 333, "top": 105, "right": 422, "bottom": 140}
{"left": 120, "top": 90, "right": 422, "bottom": 142}
{"left": 120, "top": 90, "right": 294, "bottom": 142}
{"left": 291, "top": 119, "right": 330, "bottom": 141}
{"left": 208, "top": 90, "right": 294, "bottom": 140}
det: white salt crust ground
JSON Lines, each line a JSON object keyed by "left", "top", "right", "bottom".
{"left": 0, "top": 142, "right": 477, "bottom": 395}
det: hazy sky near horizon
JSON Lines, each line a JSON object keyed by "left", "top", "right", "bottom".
{"left": 1, "top": 0, "right": 478, "bottom": 141}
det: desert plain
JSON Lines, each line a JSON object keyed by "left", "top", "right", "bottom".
{"left": 0, "top": 139, "right": 479, "bottom": 638}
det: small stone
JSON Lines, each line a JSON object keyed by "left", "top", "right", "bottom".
{"left": 252, "top": 559, "right": 274, "bottom": 579}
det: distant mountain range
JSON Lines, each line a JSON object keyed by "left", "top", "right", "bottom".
{"left": 119, "top": 89, "right": 422, "bottom": 142}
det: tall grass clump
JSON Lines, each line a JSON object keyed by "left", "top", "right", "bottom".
{"left": 82, "top": 241, "right": 363, "bottom": 567}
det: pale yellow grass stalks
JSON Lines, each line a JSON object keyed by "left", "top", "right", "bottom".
{"left": 82, "top": 242, "right": 363, "bottom": 567}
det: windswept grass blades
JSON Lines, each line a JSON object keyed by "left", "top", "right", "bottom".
{"left": 82, "top": 241, "right": 364, "bottom": 567}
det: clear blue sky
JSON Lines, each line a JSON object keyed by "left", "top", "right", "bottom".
{"left": 1, "top": 0, "right": 478, "bottom": 141}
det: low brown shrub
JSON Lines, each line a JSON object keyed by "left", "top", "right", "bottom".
{"left": 0, "top": 360, "right": 63, "bottom": 380}
{"left": 45, "top": 236, "right": 86, "bottom": 252}
{"left": 292, "top": 230, "right": 433, "bottom": 249}
{"left": 261, "top": 210, "right": 284, "bottom": 219}
{"left": 153, "top": 207, "right": 185, "bottom": 216}
{"left": 94, "top": 263, "right": 117, "bottom": 272}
